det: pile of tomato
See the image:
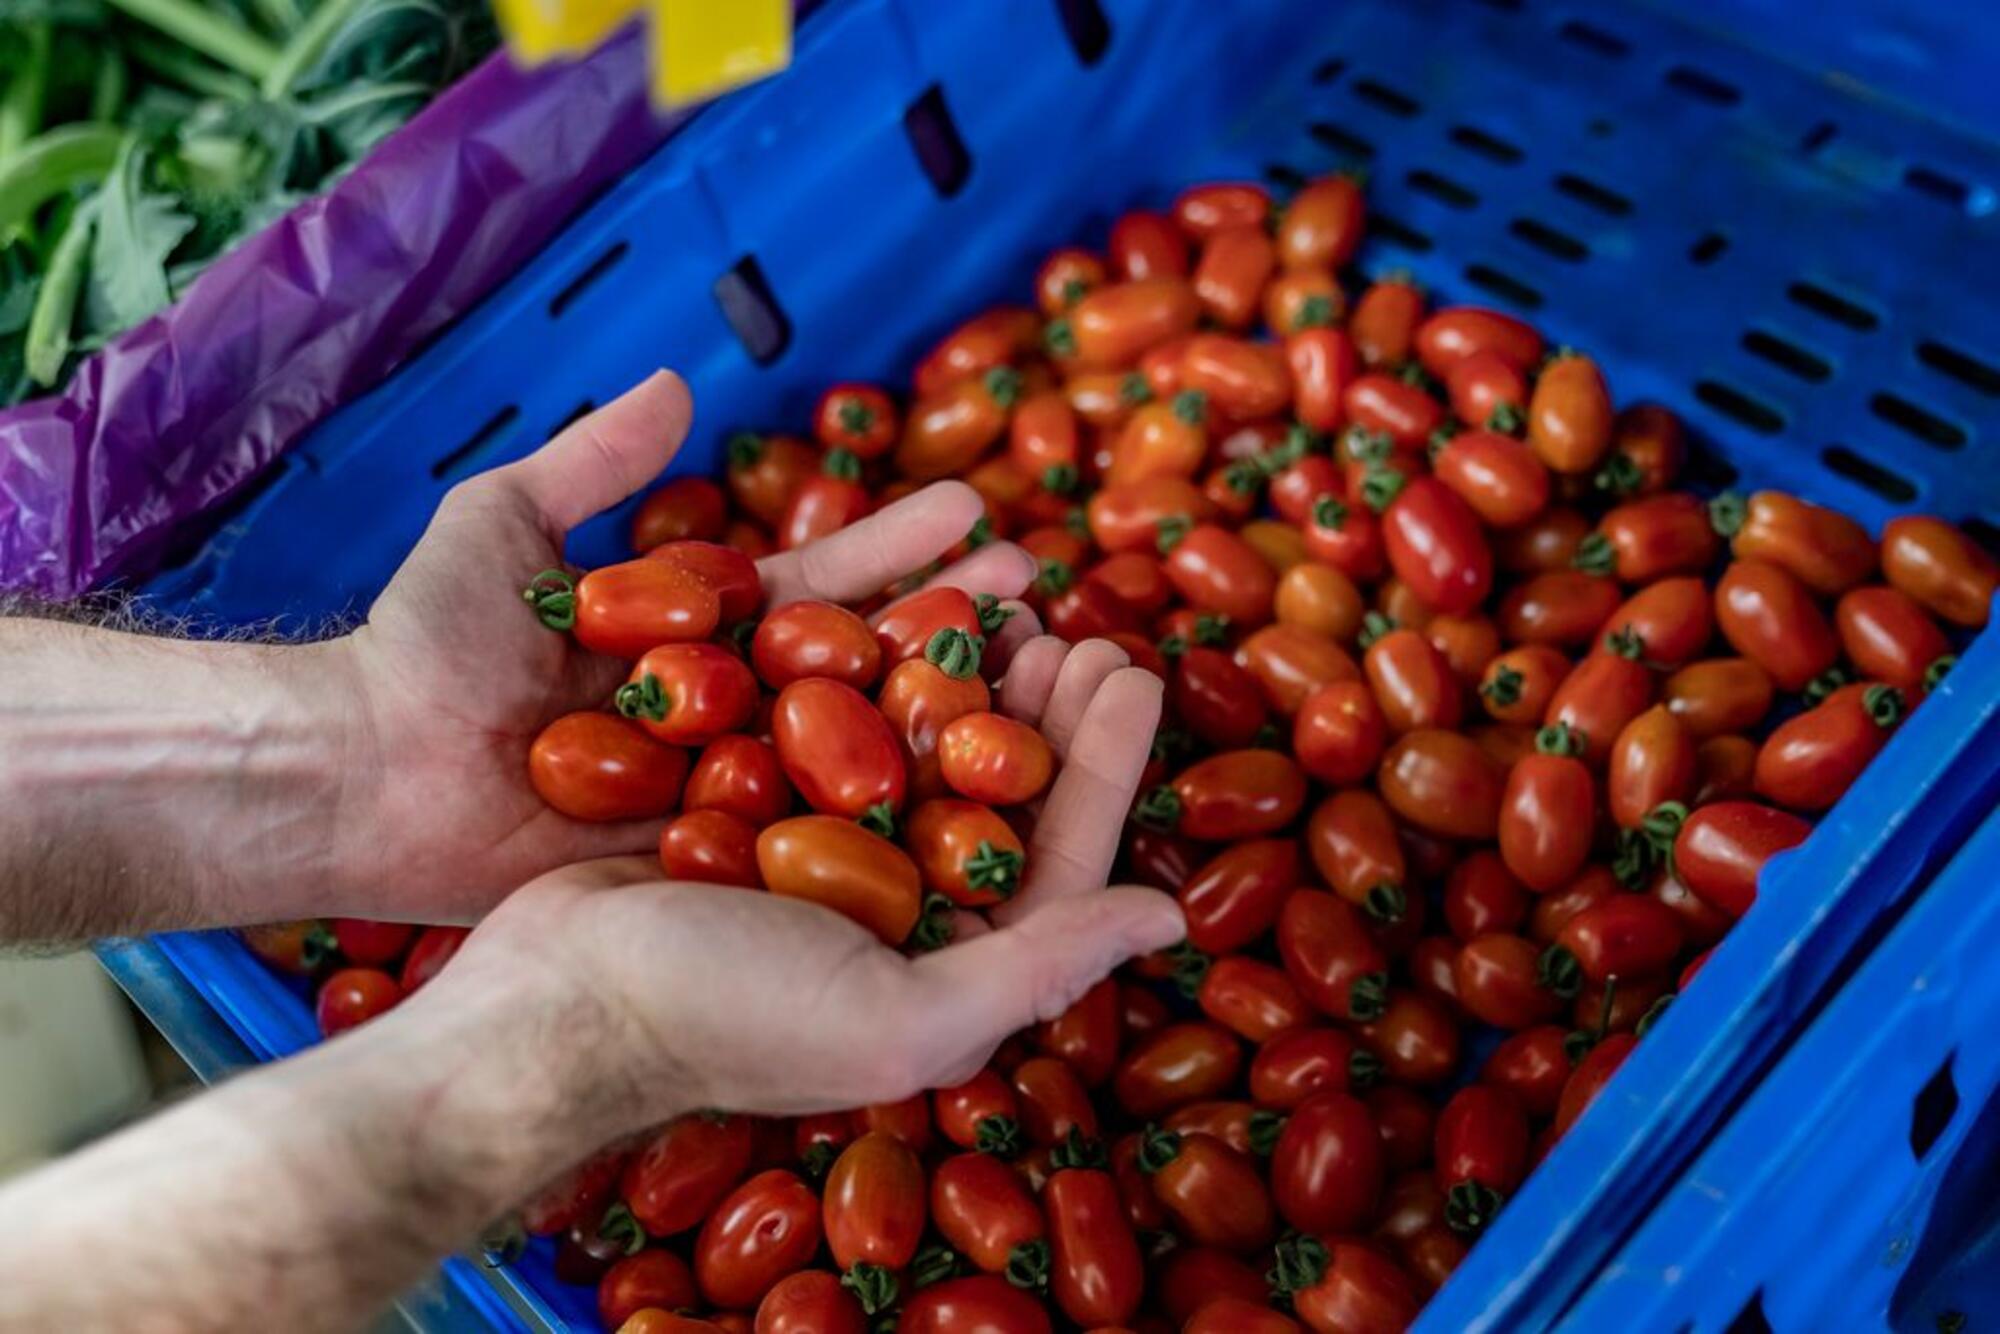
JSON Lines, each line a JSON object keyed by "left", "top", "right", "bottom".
{"left": 243, "top": 174, "right": 1997, "bottom": 1333}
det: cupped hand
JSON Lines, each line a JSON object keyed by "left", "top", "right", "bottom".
{"left": 326, "top": 372, "right": 1040, "bottom": 922}
{"left": 423, "top": 666, "right": 1179, "bottom": 1128}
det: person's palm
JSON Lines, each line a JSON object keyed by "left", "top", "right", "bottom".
{"left": 330, "top": 373, "right": 1038, "bottom": 922}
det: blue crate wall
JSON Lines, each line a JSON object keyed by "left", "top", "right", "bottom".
{"left": 129, "top": 0, "right": 2000, "bottom": 1329}
{"left": 1562, "top": 802, "right": 2000, "bottom": 1333}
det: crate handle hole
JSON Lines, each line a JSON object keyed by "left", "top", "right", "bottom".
{"left": 1911, "top": 1056, "right": 1960, "bottom": 1159}
{"left": 430, "top": 405, "right": 521, "bottom": 481}
{"left": 1787, "top": 281, "right": 1879, "bottom": 332}
{"left": 1463, "top": 263, "right": 1542, "bottom": 310}
{"left": 1053, "top": 0, "right": 1110, "bottom": 67}
{"left": 1741, "top": 330, "right": 1831, "bottom": 383}
{"left": 548, "top": 241, "right": 630, "bottom": 320}
{"left": 1917, "top": 340, "right": 2000, "bottom": 398}
{"left": 1353, "top": 78, "right": 1420, "bottom": 118}
{"left": 1407, "top": 168, "right": 1479, "bottom": 210}
{"left": 1666, "top": 64, "right": 1742, "bottom": 107}
{"left": 1689, "top": 232, "right": 1730, "bottom": 265}
{"left": 1449, "top": 124, "right": 1523, "bottom": 164}
{"left": 713, "top": 255, "right": 792, "bottom": 366}
{"left": 1554, "top": 172, "right": 1633, "bottom": 216}
{"left": 1822, "top": 445, "right": 1917, "bottom": 503}
{"left": 904, "top": 85, "right": 972, "bottom": 199}
{"left": 1310, "top": 122, "right": 1376, "bottom": 161}
{"left": 1694, "top": 379, "right": 1785, "bottom": 435}
{"left": 1510, "top": 217, "right": 1588, "bottom": 262}
{"left": 1558, "top": 19, "right": 1630, "bottom": 58}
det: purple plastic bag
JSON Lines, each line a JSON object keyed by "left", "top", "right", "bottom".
{"left": 0, "top": 28, "right": 687, "bottom": 600}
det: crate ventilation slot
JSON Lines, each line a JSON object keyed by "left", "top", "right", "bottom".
{"left": 1682, "top": 442, "right": 1741, "bottom": 489}
{"left": 1962, "top": 518, "right": 2000, "bottom": 555}
{"left": 1787, "top": 281, "right": 1877, "bottom": 331}
{"left": 547, "top": 400, "right": 597, "bottom": 443}
{"left": 1265, "top": 163, "right": 1307, "bottom": 190}
{"left": 1510, "top": 218, "right": 1587, "bottom": 262}
{"left": 1741, "top": 330, "right": 1830, "bottom": 383}
{"left": 1558, "top": 19, "right": 1629, "bottom": 58}
{"left": 714, "top": 255, "right": 792, "bottom": 365}
{"left": 1310, "top": 122, "right": 1375, "bottom": 160}
{"left": 1665, "top": 64, "right": 1742, "bottom": 107}
{"left": 1464, "top": 263, "right": 1541, "bottom": 310}
{"left": 1688, "top": 232, "right": 1729, "bottom": 265}
{"left": 1726, "top": 1291, "right": 1773, "bottom": 1334}
{"left": 1408, "top": 169, "right": 1478, "bottom": 210}
{"left": 1313, "top": 57, "right": 1346, "bottom": 85}
{"left": 1352, "top": 78, "right": 1419, "bottom": 118}
{"left": 1554, "top": 173, "right": 1632, "bottom": 216}
{"left": 1800, "top": 121, "right": 1837, "bottom": 154}
{"left": 1368, "top": 214, "right": 1433, "bottom": 254}
{"left": 1917, "top": 341, "right": 2000, "bottom": 397}
{"left": 1904, "top": 164, "right": 1989, "bottom": 215}
{"left": 1870, "top": 392, "right": 1967, "bottom": 450}
{"left": 1450, "top": 124, "right": 1523, "bottom": 164}
{"left": 1053, "top": 0, "right": 1109, "bottom": 66}
{"left": 904, "top": 86, "right": 972, "bottom": 198}
{"left": 1822, "top": 446, "right": 1916, "bottom": 503}
{"left": 547, "top": 242, "right": 629, "bottom": 319}
{"left": 431, "top": 406, "right": 520, "bottom": 481}
{"left": 1694, "top": 380, "right": 1784, "bottom": 435}
{"left": 1910, "top": 1057, "right": 1959, "bottom": 1158}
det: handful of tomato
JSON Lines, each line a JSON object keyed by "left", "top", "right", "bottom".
{"left": 246, "top": 173, "right": 1995, "bottom": 1333}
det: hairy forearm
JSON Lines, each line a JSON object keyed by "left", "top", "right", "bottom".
{"left": 0, "top": 959, "right": 644, "bottom": 1333}
{"left": 0, "top": 613, "right": 365, "bottom": 941}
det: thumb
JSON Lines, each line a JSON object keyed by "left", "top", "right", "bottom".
{"left": 501, "top": 370, "right": 694, "bottom": 533}
{"left": 904, "top": 887, "right": 1184, "bottom": 1078}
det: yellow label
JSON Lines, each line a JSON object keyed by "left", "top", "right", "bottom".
{"left": 492, "top": 0, "right": 643, "bottom": 61}
{"left": 652, "top": 0, "right": 792, "bottom": 106}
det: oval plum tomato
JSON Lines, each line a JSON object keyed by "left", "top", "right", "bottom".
{"left": 1035, "top": 246, "right": 1107, "bottom": 316}
{"left": 1663, "top": 657, "right": 1773, "bottom": 738}
{"left": 779, "top": 448, "right": 871, "bottom": 550}
{"left": 1185, "top": 1297, "right": 1303, "bottom": 1334}
{"left": 755, "top": 1270, "right": 867, "bottom": 1334}
{"left": 1288, "top": 327, "right": 1360, "bottom": 433}
{"left": 617, "top": 643, "right": 759, "bottom": 746}
{"left": 1170, "top": 646, "right": 1268, "bottom": 748}
{"left": 241, "top": 921, "right": 326, "bottom": 976}
{"left": 812, "top": 383, "right": 898, "bottom": 460}
{"left": 1425, "top": 612, "right": 1501, "bottom": 686}
{"left": 1594, "top": 402, "right": 1685, "bottom": 498}
{"left": 1444, "top": 851, "right": 1530, "bottom": 942}
{"left": 795, "top": 1112, "right": 856, "bottom": 1173}
{"left": 1434, "top": 1085, "right": 1530, "bottom": 1236}
{"left": 1754, "top": 681, "right": 1905, "bottom": 811}
{"left": 622, "top": 1114, "right": 756, "bottom": 1236}
{"left": 1182, "top": 334, "right": 1292, "bottom": 419}
{"left": 1433, "top": 430, "right": 1549, "bottom": 530}
{"left": 1345, "top": 373, "right": 1445, "bottom": 450}
{"left": 1454, "top": 933, "right": 1563, "bottom": 1029}
{"left": 1087, "top": 476, "right": 1213, "bottom": 554}
{"left": 721, "top": 520, "right": 775, "bottom": 564}
{"left": 1294, "top": 679, "right": 1388, "bottom": 784}
{"left": 896, "top": 370, "right": 1022, "bottom": 482}
{"left": 1307, "top": 790, "right": 1408, "bottom": 923}
{"left": 556, "top": 558, "right": 722, "bottom": 660}
{"left": 1547, "top": 893, "right": 1684, "bottom": 991}
{"left": 1363, "top": 626, "right": 1463, "bottom": 734}
{"left": 933, "top": 1071, "right": 1021, "bottom": 1154}
{"left": 771, "top": 678, "right": 905, "bottom": 821}
{"left": 1481, "top": 1026, "right": 1572, "bottom": 1120}
{"left": 1276, "top": 174, "right": 1366, "bottom": 270}
{"left": 1011, "top": 1056, "right": 1099, "bottom": 1148}
{"left": 642, "top": 541, "right": 761, "bottom": 626}
{"left": 1544, "top": 647, "right": 1655, "bottom": 764}
{"left": 1113, "top": 1023, "right": 1243, "bottom": 1118}
{"left": 1275, "top": 561, "right": 1364, "bottom": 641}
{"left": 1715, "top": 559, "right": 1840, "bottom": 691}
{"left": 1671, "top": 800, "right": 1812, "bottom": 918}
{"left": 327, "top": 918, "right": 411, "bottom": 968}
{"left": 1601, "top": 705, "right": 1694, "bottom": 835}
{"left": 1275, "top": 1235, "right": 1420, "bottom": 1334}
{"left": 936, "top": 712, "right": 1054, "bottom": 806}
{"left": 822, "top": 1133, "right": 926, "bottom": 1310}
{"left": 1235, "top": 624, "right": 1361, "bottom": 716}
{"left": 1107, "top": 393, "right": 1209, "bottom": 487}
{"left": 1198, "top": 956, "right": 1311, "bottom": 1043}
{"left": 878, "top": 657, "right": 991, "bottom": 802}
{"left": 1496, "top": 506, "right": 1592, "bottom": 574}
{"left": 1651, "top": 864, "right": 1734, "bottom": 950}
{"left": 905, "top": 799, "right": 1025, "bottom": 908}
{"left": 1477, "top": 645, "right": 1569, "bottom": 725}
{"left": 599, "top": 1251, "right": 699, "bottom": 1330}
{"left": 1270, "top": 1092, "right": 1385, "bottom": 1235}
{"left": 912, "top": 307, "right": 1040, "bottom": 398}
{"left": 1836, "top": 585, "right": 1951, "bottom": 691}
{"left": 524, "top": 1147, "right": 629, "bottom": 1238}
{"left": 1160, "top": 522, "right": 1277, "bottom": 626}
{"left": 1044, "top": 1168, "right": 1144, "bottom": 1327}
{"left": 633, "top": 477, "right": 728, "bottom": 550}
{"left": 752, "top": 600, "right": 882, "bottom": 691}
{"left": 1138, "top": 335, "right": 1193, "bottom": 399}
{"left": 1178, "top": 838, "right": 1299, "bottom": 954}
{"left": 1146, "top": 749, "right": 1307, "bottom": 840}
{"left": 1378, "top": 729, "right": 1504, "bottom": 840}
{"left": 726, "top": 433, "right": 819, "bottom": 528}
{"left": 660, "top": 809, "right": 762, "bottom": 887}
{"left": 1109, "top": 210, "right": 1190, "bottom": 280}
{"left": 1136, "top": 1127, "right": 1276, "bottom": 1253}
{"left": 756, "top": 816, "right": 921, "bottom": 944}
{"left": 1036, "top": 977, "right": 1122, "bottom": 1087}
{"left": 1162, "top": 1102, "right": 1260, "bottom": 1157}
{"left": 897, "top": 1273, "right": 1054, "bottom": 1334}
{"left": 930, "top": 1151, "right": 1046, "bottom": 1282}
{"left": 530, "top": 713, "right": 688, "bottom": 822}
{"left": 1267, "top": 267, "right": 1343, "bottom": 338}
{"left": 1881, "top": 514, "right": 1997, "bottom": 627}
{"left": 1498, "top": 722, "right": 1595, "bottom": 892}
{"left": 1527, "top": 352, "right": 1613, "bottom": 474}
{"left": 1058, "top": 277, "right": 1201, "bottom": 370}
{"left": 1600, "top": 576, "right": 1713, "bottom": 669}
{"left": 1277, "top": 889, "right": 1391, "bottom": 1023}
{"left": 1251, "top": 1028, "right": 1376, "bottom": 1110}
{"left": 1008, "top": 390, "right": 1082, "bottom": 494}
{"left": 1555, "top": 1033, "right": 1636, "bottom": 1138}
{"left": 1448, "top": 350, "right": 1530, "bottom": 433}
{"left": 1366, "top": 1087, "right": 1436, "bottom": 1176}
{"left": 1697, "top": 734, "right": 1758, "bottom": 804}
{"left": 397, "top": 925, "right": 467, "bottom": 992}
{"left": 315, "top": 967, "right": 401, "bottom": 1036}
{"left": 875, "top": 587, "right": 1010, "bottom": 667}
{"left": 1349, "top": 276, "right": 1425, "bottom": 368}
{"left": 1302, "top": 493, "right": 1388, "bottom": 581}
{"left": 1369, "top": 474, "right": 1494, "bottom": 617}
{"left": 1085, "top": 550, "right": 1173, "bottom": 618}
{"left": 1126, "top": 825, "right": 1202, "bottom": 896}
{"left": 855, "top": 1094, "right": 934, "bottom": 1155}
{"left": 1529, "top": 866, "right": 1620, "bottom": 945}
{"left": 1581, "top": 491, "right": 1722, "bottom": 584}
{"left": 1729, "top": 489, "right": 1875, "bottom": 596}
{"left": 1410, "top": 935, "right": 1462, "bottom": 1006}
{"left": 1496, "top": 570, "right": 1621, "bottom": 651}
{"left": 685, "top": 734, "right": 791, "bottom": 828}
{"left": 694, "top": 1170, "right": 822, "bottom": 1311}
{"left": 1416, "top": 306, "right": 1544, "bottom": 378}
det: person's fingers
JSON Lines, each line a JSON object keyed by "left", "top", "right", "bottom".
{"left": 918, "top": 543, "right": 1039, "bottom": 602}
{"left": 496, "top": 371, "right": 693, "bottom": 534}
{"left": 1035, "top": 639, "right": 1132, "bottom": 760}
{"left": 998, "top": 667, "right": 1163, "bottom": 924}
{"left": 981, "top": 601, "right": 1041, "bottom": 678}
{"left": 760, "top": 482, "right": 984, "bottom": 607}
{"left": 903, "top": 888, "right": 1184, "bottom": 1085}
{"left": 996, "top": 636, "right": 1069, "bottom": 724}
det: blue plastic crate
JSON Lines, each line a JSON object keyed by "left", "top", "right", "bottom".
{"left": 1563, "top": 799, "right": 2000, "bottom": 1333}
{"left": 126, "top": 0, "right": 2000, "bottom": 1328}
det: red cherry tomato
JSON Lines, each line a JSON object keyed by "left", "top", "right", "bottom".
{"left": 1349, "top": 277, "right": 1425, "bottom": 368}
{"left": 1362, "top": 626, "right": 1464, "bottom": 734}
{"left": 1277, "top": 175, "right": 1366, "bottom": 270}
{"left": 1600, "top": 404, "right": 1685, "bottom": 497}
{"left": 1544, "top": 648, "right": 1655, "bottom": 765}
{"left": 1662, "top": 657, "right": 1774, "bottom": 739}
{"left": 397, "top": 925, "right": 467, "bottom": 992}
{"left": 1032, "top": 977, "right": 1122, "bottom": 1089}
{"left": 1443, "top": 851, "right": 1530, "bottom": 942}
{"left": 1754, "top": 681, "right": 1906, "bottom": 811}
{"left": 1433, "top": 429, "right": 1549, "bottom": 529}
{"left": 1498, "top": 722, "right": 1595, "bottom": 892}
{"left": 936, "top": 711, "right": 1054, "bottom": 805}
{"left": 1481, "top": 1025, "right": 1572, "bottom": 1120}
{"left": 1150, "top": 749, "right": 1307, "bottom": 840}
{"left": 1498, "top": 569, "right": 1622, "bottom": 648}
{"left": 1178, "top": 838, "right": 1300, "bottom": 954}
{"left": 724, "top": 433, "right": 818, "bottom": 529}
{"left": 932, "top": 1071, "right": 1021, "bottom": 1154}
{"left": 1198, "top": 956, "right": 1312, "bottom": 1043}
{"left": 905, "top": 799, "right": 1026, "bottom": 909}
{"left": 1371, "top": 475, "right": 1494, "bottom": 617}
{"left": 1529, "top": 867, "right": 1621, "bottom": 945}
{"left": 1345, "top": 374, "right": 1445, "bottom": 450}
{"left": 754, "top": 1270, "right": 867, "bottom": 1334}
{"left": 1278, "top": 889, "right": 1392, "bottom": 1023}
{"left": 1671, "top": 800, "right": 1812, "bottom": 918}
{"left": 899, "top": 1274, "right": 1054, "bottom": 1334}
{"left": 315, "top": 967, "right": 401, "bottom": 1036}
{"left": 1881, "top": 514, "right": 1997, "bottom": 627}
{"left": 1011, "top": 1056, "right": 1099, "bottom": 1148}
{"left": 1835, "top": 585, "right": 1952, "bottom": 691}
{"left": 755, "top": 816, "right": 921, "bottom": 945}
{"left": 1035, "top": 247, "right": 1107, "bottom": 316}
{"left": 1301, "top": 492, "right": 1388, "bottom": 582}
{"left": 1109, "top": 211, "right": 1190, "bottom": 280}
{"left": 1044, "top": 1169, "right": 1144, "bottom": 1328}
{"left": 659, "top": 809, "right": 761, "bottom": 887}
{"left": 598, "top": 1251, "right": 699, "bottom": 1331}
{"left": 1170, "top": 646, "right": 1268, "bottom": 748}
{"left": 930, "top": 1151, "right": 1046, "bottom": 1280}
{"left": 685, "top": 734, "right": 792, "bottom": 828}
{"left": 1251, "top": 1027, "right": 1377, "bottom": 1110}
{"left": 1289, "top": 328, "right": 1361, "bottom": 432}
{"left": 1477, "top": 644, "right": 1570, "bottom": 725}
{"left": 1268, "top": 267, "right": 1344, "bottom": 337}
{"left": 1555, "top": 1033, "right": 1637, "bottom": 1138}
{"left": 1606, "top": 704, "right": 1698, "bottom": 831}
{"left": 1161, "top": 522, "right": 1277, "bottom": 626}
{"left": 1306, "top": 789, "right": 1409, "bottom": 923}
{"left": 1416, "top": 306, "right": 1544, "bottom": 378}
{"left": 1434, "top": 1085, "right": 1530, "bottom": 1237}
{"left": 771, "top": 679, "right": 905, "bottom": 820}
{"left": 526, "top": 713, "right": 689, "bottom": 822}
{"left": 912, "top": 307, "right": 1040, "bottom": 398}
{"left": 1378, "top": 729, "right": 1504, "bottom": 841}
{"left": 1527, "top": 352, "right": 1612, "bottom": 474}
{"left": 1453, "top": 933, "right": 1563, "bottom": 1029}
{"left": 878, "top": 657, "right": 991, "bottom": 803}
{"left": 1271, "top": 1092, "right": 1384, "bottom": 1234}
{"left": 752, "top": 600, "right": 883, "bottom": 691}
{"left": 812, "top": 382, "right": 899, "bottom": 459}
{"left": 619, "top": 643, "right": 760, "bottom": 746}
{"left": 1601, "top": 576, "right": 1714, "bottom": 668}
{"left": 1087, "top": 476, "right": 1214, "bottom": 554}
{"left": 326, "top": 918, "right": 411, "bottom": 967}
{"left": 1293, "top": 680, "right": 1388, "bottom": 785}
{"left": 1059, "top": 278, "right": 1202, "bottom": 370}
{"left": 822, "top": 1132, "right": 926, "bottom": 1302}
{"left": 1282, "top": 1237, "right": 1421, "bottom": 1334}
{"left": 1550, "top": 893, "right": 1684, "bottom": 987}
{"left": 1113, "top": 1022, "right": 1243, "bottom": 1118}
{"left": 1447, "top": 350, "right": 1531, "bottom": 433}
{"left": 1731, "top": 489, "right": 1876, "bottom": 596}
{"left": 779, "top": 449, "right": 872, "bottom": 549}
{"left": 1137, "top": 1126, "right": 1276, "bottom": 1254}
{"left": 563, "top": 558, "right": 723, "bottom": 659}
{"left": 694, "top": 1171, "right": 822, "bottom": 1311}
{"left": 1355, "top": 991, "right": 1463, "bottom": 1086}
{"left": 1585, "top": 492, "right": 1722, "bottom": 583}
{"left": 633, "top": 477, "right": 728, "bottom": 549}
{"left": 1714, "top": 559, "right": 1839, "bottom": 692}
{"left": 621, "top": 1114, "right": 756, "bottom": 1236}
